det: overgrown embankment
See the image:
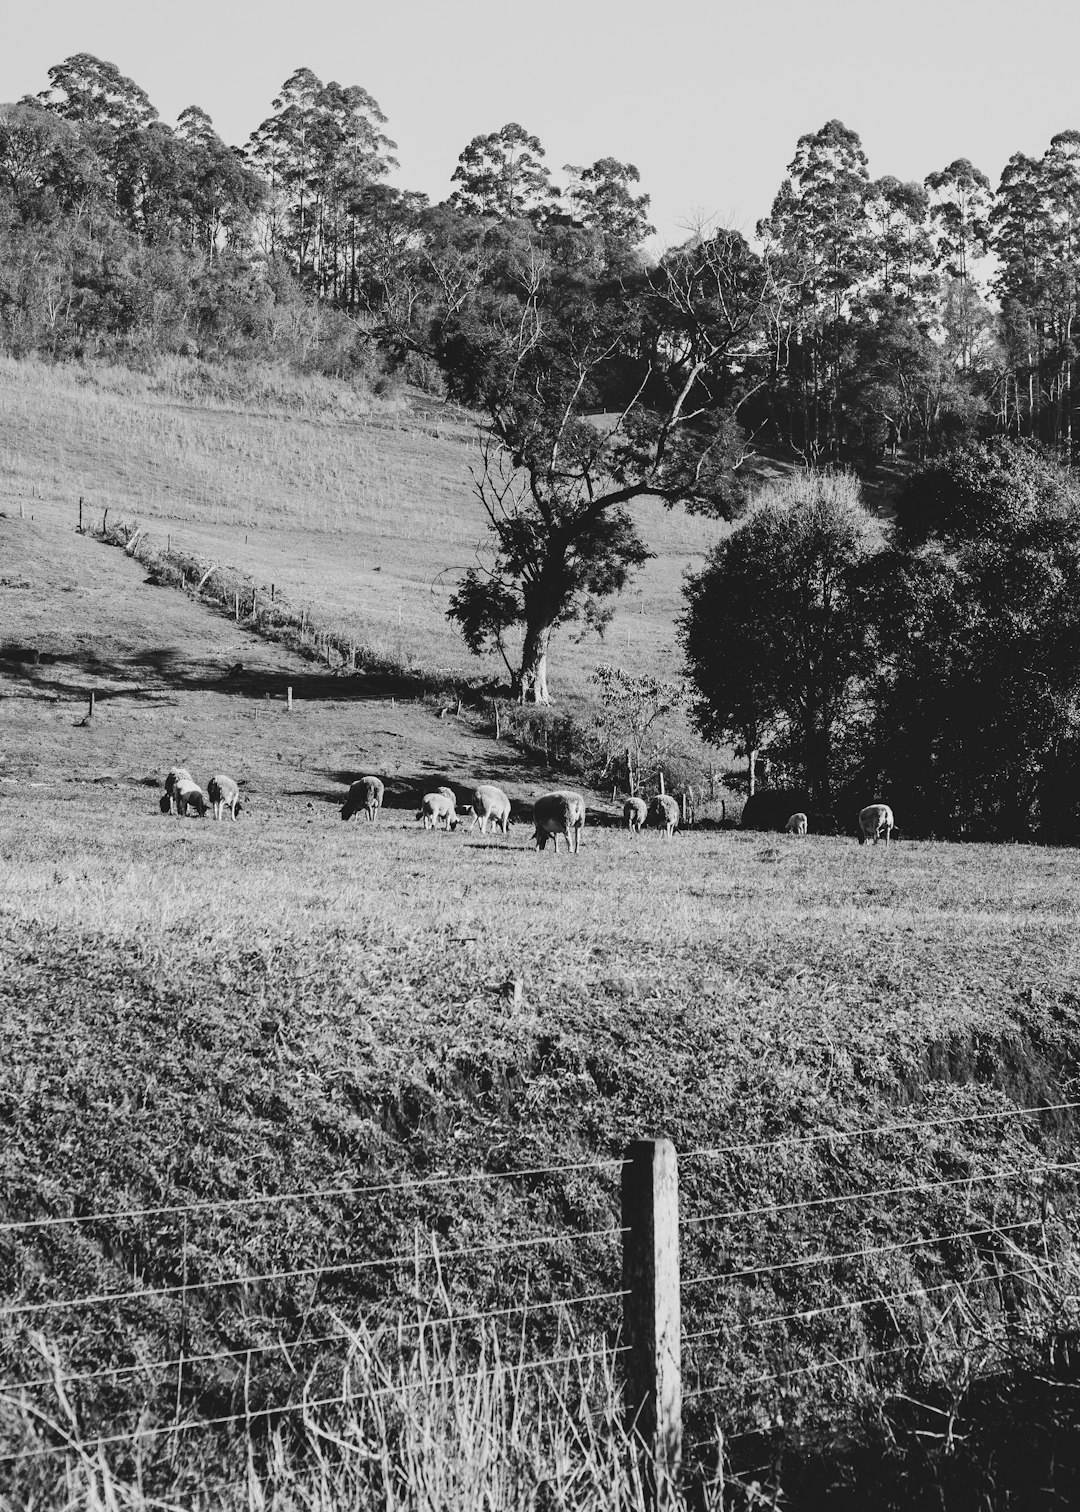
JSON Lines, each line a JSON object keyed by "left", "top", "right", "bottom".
{"left": 2, "top": 801, "right": 1080, "bottom": 1506}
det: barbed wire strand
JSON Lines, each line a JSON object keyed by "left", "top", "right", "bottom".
{"left": 681, "top": 1100, "right": 1080, "bottom": 1166}
{"left": 0, "top": 1288, "right": 630, "bottom": 1394}
{"left": 683, "top": 1343, "right": 915, "bottom": 1401}
{"left": 0, "top": 1157, "right": 627, "bottom": 1237}
{"left": 0, "top": 1344, "right": 631, "bottom": 1466}
{"left": 0, "top": 1225, "right": 626, "bottom": 1321}
{"left": 685, "top": 1158, "right": 1080, "bottom": 1228}
{"left": 683, "top": 1220, "right": 1035, "bottom": 1291}
{"left": 683, "top": 1260, "right": 1050, "bottom": 1342}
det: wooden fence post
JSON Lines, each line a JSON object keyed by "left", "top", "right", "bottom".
{"left": 287, "top": 686, "right": 293, "bottom": 712}
{"left": 622, "top": 1138, "right": 681, "bottom": 1508}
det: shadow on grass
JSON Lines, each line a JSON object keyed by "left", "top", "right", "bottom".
{"left": 0, "top": 641, "right": 432, "bottom": 705}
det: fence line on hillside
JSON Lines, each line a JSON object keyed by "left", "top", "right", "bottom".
{"left": 2, "top": 1103, "right": 1078, "bottom": 1503}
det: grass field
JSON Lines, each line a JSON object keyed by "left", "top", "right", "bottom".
{"left": 3, "top": 358, "right": 1080, "bottom": 1509}
{"left": 0, "top": 357, "right": 725, "bottom": 728}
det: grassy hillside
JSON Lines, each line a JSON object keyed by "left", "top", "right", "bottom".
{"left": 0, "top": 357, "right": 725, "bottom": 732}
{"left": 3, "top": 359, "right": 1080, "bottom": 1509}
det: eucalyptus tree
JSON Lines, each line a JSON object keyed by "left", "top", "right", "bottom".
{"left": 562, "top": 158, "right": 654, "bottom": 245}
{"left": 993, "top": 133, "right": 1080, "bottom": 454}
{"left": 924, "top": 158, "right": 993, "bottom": 372}
{"left": 444, "top": 228, "right": 780, "bottom": 702}
{"left": 449, "top": 122, "right": 557, "bottom": 221}
{"left": 757, "top": 119, "right": 874, "bottom": 458}
{"left": 247, "top": 69, "right": 396, "bottom": 293}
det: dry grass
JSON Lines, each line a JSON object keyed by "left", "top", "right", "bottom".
{"left": 0, "top": 356, "right": 724, "bottom": 717}
{"left": 4, "top": 358, "right": 1080, "bottom": 1508}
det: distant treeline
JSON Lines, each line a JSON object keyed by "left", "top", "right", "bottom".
{"left": 3, "top": 58, "right": 1080, "bottom": 462}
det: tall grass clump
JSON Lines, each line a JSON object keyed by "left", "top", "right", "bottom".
{"left": 1, "top": 1320, "right": 721, "bottom": 1512}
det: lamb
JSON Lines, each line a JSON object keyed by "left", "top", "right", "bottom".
{"left": 623, "top": 796, "right": 648, "bottom": 833}
{"left": 341, "top": 776, "right": 385, "bottom": 822}
{"left": 785, "top": 812, "right": 808, "bottom": 837}
{"left": 164, "top": 767, "right": 194, "bottom": 815}
{"left": 647, "top": 793, "right": 681, "bottom": 839}
{"left": 207, "top": 774, "right": 242, "bottom": 821}
{"left": 173, "top": 776, "right": 209, "bottom": 818}
{"left": 532, "top": 792, "right": 585, "bottom": 854}
{"left": 858, "top": 802, "right": 894, "bottom": 846}
{"left": 469, "top": 784, "right": 512, "bottom": 835}
{"left": 418, "top": 791, "right": 459, "bottom": 830}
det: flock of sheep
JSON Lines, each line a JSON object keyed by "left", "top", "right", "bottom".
{"left": 341, "top": 777, "right": 589, "bottom": 853}
{"left": 161, "top": 767, "right": 242, "bottom": 820}
{"left": 160, "top": 766, "right": 895, "bottom": 852}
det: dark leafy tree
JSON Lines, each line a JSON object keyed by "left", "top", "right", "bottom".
{"left": 562, "top": 158, "right": 654, "bottom": 245}
{"left": 758, "top": 120, "right": 874, "bottom": 458}
{"left": 449, "top": 123, "right": 556, "bottom": 222}
{"left": 868, "top": 442, "right": 1080, "bottom": 839}
{"left": 682, "top": 472, "right": 876, "bottom": 807}
{"left": 444, "top": 228, "right": 779, "bottom": 701}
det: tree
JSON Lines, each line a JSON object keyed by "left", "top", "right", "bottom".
{"left": 444, "top": 228, "right": 781, "bottom": 702}
{"left": 757, "top": 120, "right": 874, "bottom": 458}
{"left": 449, "top": 123, "right": 556, "bottom": 221}
{"left": 562, "top": 158, "right": 654, "bottom": 245}
{"left": 246, "top": 70, "right": 396, "bottom": 294}
{"left": 924, "top": 158, "right": 993, "bottom": 372}
{"left": 868, "top": 442, "right": 1080, "bottom": 839}
{"left": 681, "top": 472, "right": 877, "bottom": 807}
{"left": 589, "top": 664, "right": 685, "bottom": 792}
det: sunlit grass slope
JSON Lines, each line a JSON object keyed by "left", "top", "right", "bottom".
{"left": 0, "top": 357, "right": 724, "bottom": 707}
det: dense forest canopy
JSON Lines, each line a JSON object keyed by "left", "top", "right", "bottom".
{"left": 5, "top": 54, "right": 1080, "bottom": 465}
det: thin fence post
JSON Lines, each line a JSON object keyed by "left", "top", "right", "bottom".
{"left": 287, "top": 686, "right": 293, "bottom": 712}
{"left": 622, "top": 1138, "right": 681, "bottom": 1508}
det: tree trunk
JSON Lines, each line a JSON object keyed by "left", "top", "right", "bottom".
{"left": 517, "top": 621, "right": 552, "bottom": 704}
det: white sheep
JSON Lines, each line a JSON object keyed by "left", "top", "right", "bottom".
{"left": 532, "top": 792, "right": 585, "bottom": 854}
{"left": 174, "top": 776, "right": 209, "bottom": 818}
{"left": 418, "top": 791, "right": 459, "bottom": 830}
{"left": 623, "top": 797, "right": 648, "bottom": 833}
{"left": 163, "top": 767, "right": 194, "bottom": 816}
{"left": 858, "top": 803, "right": 894, "bottom": 846}
{"left": 207, "top": 774, "right": 242, "bottom": 821}
{"left": 647, "top": 793, "right": 680, "bottom": 839}
{"left": 785, "top": 812, "right": 808, "bottom": 837}
{"left": 469, "top": 784, "right": 512, "bottom": 835}
{"left": 341, "top": 775, "right": 385, "bottom": 822}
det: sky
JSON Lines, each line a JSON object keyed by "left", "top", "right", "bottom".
{"left": 3, "top": 0, "right": 1078, "bottom": 248}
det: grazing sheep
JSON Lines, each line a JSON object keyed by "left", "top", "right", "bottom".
{"left": 785, "top": 812, "right": 808, "bottom": 837}
{"left": 164, "top": 766, "right": 194, "bottom": 815}
{"left": 532, "top": 792, "right": 585, "bottom": 854}
{"left": 174, "top": 776, "right": 209, "bottom": 818}
{"left": 858, "top": 802, "right": 894, "bottom": 846}
{"left": 648, "top": 793, "right": 681, "bottom": 839}
{"left": 418, "top": 791, "right": 459, "bottom": 830}
{"left": 623, "top": 796, "right": 648, "bottom": 833}
{"left": 469, "top": 784, "right": 512, "bottom": 835}
{"left": 341, "top": 776, "right": 385, "bottom": 822}
{"left": 207, "top": 774, "right": 242, "bottom": 821}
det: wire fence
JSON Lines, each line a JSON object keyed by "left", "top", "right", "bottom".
{"left": 2, "top": 1098, "right": 1078, "bottom": 1478}
{"left": 0, "top": 1151, "right": 629, "bottom": 1469}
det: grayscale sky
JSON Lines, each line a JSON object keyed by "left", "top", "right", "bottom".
{"left": 3, "top": 0, "right": 1075, "bottom": 247}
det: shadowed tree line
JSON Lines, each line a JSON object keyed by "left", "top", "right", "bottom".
{"left": 682, "top": 447, "right": 1080, "bottom": 843}
{"left": 8, "top": 61, "right": 1080, "bottom": 724}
